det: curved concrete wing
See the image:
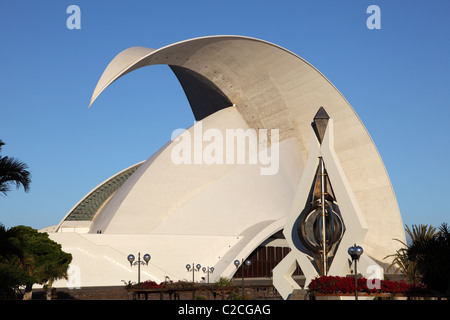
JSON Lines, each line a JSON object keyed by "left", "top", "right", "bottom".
{"left": 89, "top": 46, "right": 156, "bottom": 108}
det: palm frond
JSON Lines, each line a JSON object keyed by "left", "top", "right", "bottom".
{"left": 0, "top": 155, "right": 31, "bottom": 195}
{"left": 405, "top": 224, "right": 439, "bottom": 243}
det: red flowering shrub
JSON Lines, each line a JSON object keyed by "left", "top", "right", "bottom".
{"left": 308, "top": 276, "right": 425, "bottom": 295}
{"left": 130, "top": 279, "right": 196, "bottom": 290}
{"left": 133, "top": 280, "right": 163, "bottom": 289}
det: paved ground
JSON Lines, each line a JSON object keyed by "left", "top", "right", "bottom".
{"left": 31, "top": 278, "right": 306, "bottom": 300}
{"left": 32, "top": 286, "right": 132, "bottom": 300}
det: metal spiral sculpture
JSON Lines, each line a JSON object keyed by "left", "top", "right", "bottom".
{"left": 296, "top": 108, "right": 345, "bottom": 276}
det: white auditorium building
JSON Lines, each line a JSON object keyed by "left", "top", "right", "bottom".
{"left": 42, "top": 36, "right": 405, "bottom": 292}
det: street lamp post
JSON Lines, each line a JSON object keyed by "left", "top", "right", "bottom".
{"left": 186, "top": 263, "right": 202, "bottom": 283}
{"left": 234, "top": 259, "right": 251, "bottom": 298}
{"left": 348, "top": 244, "right": 363, "bottom": 300}
{"left": 202, "top": 266, "right": 214, "bottom": 284}
{"left": 127, "top": 252, "right": 151, "bottom": 284}
{"left": 186, "top": 263, "right": 202, "bottom": 299}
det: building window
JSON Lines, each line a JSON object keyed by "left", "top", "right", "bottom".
{"left": 233, "top": 246, "right": 303, "bottom": 278}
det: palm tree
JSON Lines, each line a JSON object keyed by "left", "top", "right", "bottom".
{"left": 407, "top": 223, "right": 449, "bottom": 297}
{"left": 385, "top": 241, "right": 419, "bottom": 283}
{"left": 0, "top": 140, "right": 31, "bottom": 196}
{"left": 386, "top": 223, "right": 449, "bottom": 298}
{"left": 385, "top": 224, "right": 439, "bottom": 284}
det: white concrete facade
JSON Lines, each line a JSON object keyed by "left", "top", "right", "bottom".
{"left": 44, "top": 36, "right": 405, "bottom": 289}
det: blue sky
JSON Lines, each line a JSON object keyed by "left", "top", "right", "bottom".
{"left": 0, "top": 0, "right": 448, "bottom": 231}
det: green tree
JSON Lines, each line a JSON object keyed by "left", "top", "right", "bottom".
{"left": 0, "top": 140, "right": 31, "bottom": 196}
{"left": 0, "top": 225, "right": 23, "bottom": 299}
{"left": 0, "top": 225, "right": 72, "bottom": 300}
